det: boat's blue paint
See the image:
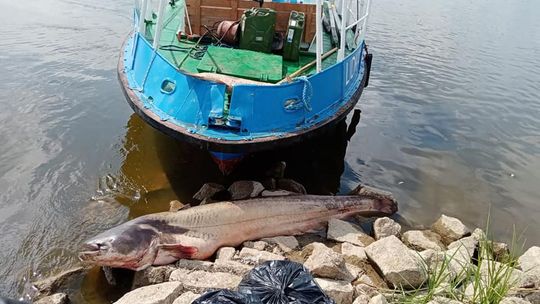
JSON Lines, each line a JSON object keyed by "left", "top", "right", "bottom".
{"left": 123, "top": 29, "right": 366, "bottom": 143}
{"left": 209, "top": 151, "right": 245, "bottom": 161}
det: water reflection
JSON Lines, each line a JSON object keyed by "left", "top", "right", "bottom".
{"left": 116, "top": 113, "right": 357, "bottom": 217}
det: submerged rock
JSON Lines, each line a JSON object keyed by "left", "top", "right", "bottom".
{"left": 373, "top": 217, "right": 401, "bottom": 240}
{"left": 365, "top": 235, "right": 427, "bottom": 288}
{"left": 314, "top": 278, "right": 354, "bottom": 304}
{"left": 402, "top": 230, "right": 446, "bottom": 251}
{"left": 34, "top": 293, "right": 69, "bottom": 304}
{"left": 327, "top": 219, "right": 374, "bottom": 247}
{"left": 304, "top": 242, "right": 355, "bottom": 281}
{"left": 228, "top": 181, "right": 265, "bottom": 200}
{"left": 114, "top": 282, "right": 183, "bottom": 304}
{"left": 431, "top": 215, "right": 471, "bottom": 245}
{"left": 32, "top": 267, "right": 85, "bottom": 298}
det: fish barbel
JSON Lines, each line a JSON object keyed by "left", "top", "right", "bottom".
{"left": 78, "top": 194, "right": 397, "bottom": 270}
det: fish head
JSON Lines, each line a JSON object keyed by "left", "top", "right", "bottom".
{"left": 78, "top": 220, "right": 161, "bottom": 270}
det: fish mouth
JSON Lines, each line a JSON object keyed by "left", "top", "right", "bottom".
{"left": 78, "top": 243, "right": 104, "bottom": 261}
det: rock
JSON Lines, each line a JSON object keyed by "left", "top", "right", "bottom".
{"left": 492, "top": 241, "right": 510, "bottom": 260}
{"left": 368, "top": 294, "right": 388, "bottom": 304}
{"left": 426, "top": 296, "right": 464, "bottom": 304}
{"left": 500, "top": 297, "right": 531, "bottom": 304}
{"left": 402, "top": 230, "right": 446, "bottom": 251}
{"left": 114, "top": 282, "right": 183, "bottom": 304}
{"left": 352, "top": 295, "right": 370, "bottom": 304}
{"left": 276, "top": 178, "right": 307, "bottom": 194}
{"left": 172, "top": 292, "right": 201, "bottom": 304}
{"left": 356, "top": 266, "right": 388, "bottom": 289}
{"left": 345, "top": 263, "right": 362, "bottom": 281}
{"left": 175, "top": 259, "right": 213, "bottom": 272}
{"left": 471, "top": 228, "right": 486, "bottom": 241}
{"left": 304, "top": 242, "right": 355, "bottom": 281}
{"left": 480, "top": 261, "right": 535, "bottom": 288}
{"left": 373, "top": 217, "right": 401, "bottom": 240}
{"left": 169, "top": 269, "right": 241, "bottom": 293}
{"left": 193, "top": 183, "right": 226, "bottom": 201}
{"left": 418, "top": 249, "right": 438, "bottom": 268}
{"left": 34, "top": 293, "right": 69, "bottom": 304}
{"left": 238, "top": 247, "right": 285, "bottom": 264}
{"left": 169, "top": 200, "right": 184, "bottom": 212}
{"left": 213, "top": 260, "right": 253, "bottom": 276}
{"left": 431, "top": 215, "right": 471, "bottom": 245}
{"left": 132, "top": 265, "right": 176, "bottom": 289}
{"left": 327, "top": 219, "right": 375, "bottom": 247}
{"left": 354, "top": 284, "right": 380, "bottom": 299}
{"left": 261, "top": 236, "right": 299, "bottom": 253}
{"left": 216, "top": 247, "right": 236, "bottom": 261}
{"left": 261, "top": 190, "right": 296, "bottom": 197}
{"left": 228, "top": 181, "right": 265, "bottom": 200}
{"left": 518, "top": 246, "right": 540, "bottom": 286}
{"left": 341, "top": 242, "right": 368, "bottom": 266}
{"left": 314, "top": 278, "right": 354, "bottom": 304}
{"left": 32, "top": 267, "right": 85, "bottom": 298}
{"left": 430, "top": 244, "right": 474, "bottom": 282}
{"left": 364, "top": 235, "right": 427, "bottom": 288}
{"left": 242, "top": 240, "right": 268, "bottom": 251}
{"left": 448, "top": 235, "right": 477, "bottom": 255}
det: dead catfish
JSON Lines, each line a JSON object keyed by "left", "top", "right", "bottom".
{"left": 79, "top": 194, "right": 397, "bottom": 270}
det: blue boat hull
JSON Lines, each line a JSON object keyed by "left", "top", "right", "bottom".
{"left": 118, "top": 33, "right": 371, "bottom": 154}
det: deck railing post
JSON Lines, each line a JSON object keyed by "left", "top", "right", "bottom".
{"left": 152, "top": 0, "right": 167, "bottom": 49}
{"left": 138, "top": 0, "right": 148, "bottom": 34}
{"left": 145, "top": 0, "right": 153, "bottom": 22}
{"left": 360, "top": 0, "right": 370, "bottom": 43}
{"left": 315, "top": 0, "right": 323, "bottom": 72}
{"left": 338, "top": 0, "right": 349, "bottom": 61}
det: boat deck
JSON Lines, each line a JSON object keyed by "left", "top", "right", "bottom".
{"left": 142, "top": 3, "right": 343, "bottom": 82}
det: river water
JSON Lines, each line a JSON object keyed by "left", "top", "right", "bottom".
{"left": 0, "top": 0, "right": 539, "bottom": 301}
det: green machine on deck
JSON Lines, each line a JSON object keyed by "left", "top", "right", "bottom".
{"left": 283, "top": 11, "right": 305, "bottom": 61}
{"left": 239, "top": 8, "right": 276, "bottom": 53}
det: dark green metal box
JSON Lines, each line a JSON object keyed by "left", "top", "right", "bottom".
{"left": 283, "top": 11, "right": 305, "bottom": 61}
{"left": 239, "top": 8, "right": 276, "bottom": 53}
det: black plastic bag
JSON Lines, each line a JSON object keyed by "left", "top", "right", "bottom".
{"left": 192, "top": 290, "right": 249, "bottom": 304}
{"left": 238, "top": 260, "right": 335, "bottom": 304}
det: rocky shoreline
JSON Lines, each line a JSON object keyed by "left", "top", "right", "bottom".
{"left": 33, "top": 213, "right": 540, "bottom": 304}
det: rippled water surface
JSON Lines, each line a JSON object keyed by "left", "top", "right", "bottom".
{"left": 0, "top": 0, "right": 539, "bottom": 301}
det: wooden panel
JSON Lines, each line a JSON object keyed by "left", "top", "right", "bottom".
{"left": 186, "top": 0, "right": 316, "bottom": 42}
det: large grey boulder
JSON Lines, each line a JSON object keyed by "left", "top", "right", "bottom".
{"left": 373, "top": 217, "right": 401, "bottom": 240}
{"left": 304, "top": 242, "right": 355, "bottom": 281}
{"left": 132, "top": 265, "right": 176, "bottom": 289}
{"left": 238, "top": 247, "right": 285, "bottom": 264}
{"left": 341, "top": 242, "right": 368, "bottom": 266}
{"left": 327, "top": 219, "right": 374, "bottom": 247}
{"left": 228, "top": 181, "right": 265, "bottom": 200}
{"left": 431, "top": 215, "right": 470, "bottom": 245}
{"left": 364, "top": 235, "right": 427, "bottom": 288}
{"left": 172, "top": 292, "right": 201, "bottom": 304}
{"left": 114, "top": 282, "right": 183, "bottom": 304}
{"left": 261, "top": 236, "right": 299, "bottom": 253}
{"left": 402, "top": 230, "right": 445, "bottom": 251}
{"left": 169, "top": 269, "right": 241, "bottom": 293}
{"left": 314, "top": 278, "right": 354, "bottom": 304}
{"left": 34, "top": 293, "right": 69, "bottom": 304}
{"left": 518, "top": 246, "right": 540, "bottom": 287}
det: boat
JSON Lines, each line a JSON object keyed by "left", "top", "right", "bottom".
{"left": 118, "top": 0, "right": 373, "bottom": 173}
